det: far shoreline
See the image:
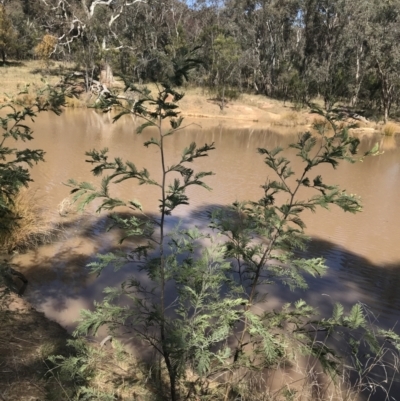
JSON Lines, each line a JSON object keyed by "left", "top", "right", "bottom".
{"left": 0, "top": 60, "right": 398, "bottom": 136}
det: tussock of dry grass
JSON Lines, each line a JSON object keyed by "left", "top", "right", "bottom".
{"left": 309, "top": 116, "right": 337, "bottom": 135}
{"left": 60, "top": 339, "right": 155, "bottom": 401}
{"left": 58, "top": 196, "right": 77, "bottom": 217}
{"left": 15, "top": 91, "right": 39, "bottom": 106}
{"left": 0, "top": 189, "right": 59, "bottom": 253}
{"left": 382, "top": 122, "right": 398, "bottom": 136}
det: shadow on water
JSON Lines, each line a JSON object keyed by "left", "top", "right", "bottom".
{"left": 10, "top": 199, "right": 400, "bottom": 399}
{"left": 189, "top": 205, "right": 400, "bottom": 334}
{"left": 15, "top": 201, "right": 400, "bottom": 328}
{"left": 17, "top": 205, "right": 400, "bottom": 318}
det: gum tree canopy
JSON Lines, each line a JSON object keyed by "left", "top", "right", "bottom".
{"left": 39, "top": 0, "right": 147, "bottom": 84}
{"left": 0, "top": 4, "right": 15, "bottom": 64}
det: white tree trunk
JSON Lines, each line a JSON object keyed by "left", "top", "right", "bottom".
{"left": 100, "top": 62, "right": 114, "bottom": 85}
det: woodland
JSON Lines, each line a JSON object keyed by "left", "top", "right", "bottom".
{"left": 0, "top": 0, "right": 400, "bottom": 121}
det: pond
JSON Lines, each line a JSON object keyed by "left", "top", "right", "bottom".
{"left": 12, "top": 109, "right": 400, "bottom": 340}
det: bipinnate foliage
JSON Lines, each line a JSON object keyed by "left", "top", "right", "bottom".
{"left": 66, "top": 86, "right": 399, "bottom": 400}
{"left": 68, "top": 83, "right": 219, "bottom": 400}
{"left": 0, "top": 84, "right": 69, "bottom": 232}
{"left": 207, "top": 113, "right": 393, "bottom": 399}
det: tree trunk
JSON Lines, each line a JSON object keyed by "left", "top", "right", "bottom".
{"left": 384, "top": 105, "right": 389, "bottom": 124}
{"left": 352, "top": 44, "right": 364, "bottom": 107}
{"left": 220, "top": 86, "right": 225, "bottom": 111}
{"left": 100, "top": 61, "right": 114, "bottom": 86}
{"left": 381, "top": 83, "right": 392, "bottom": 124}
{"left": 376, "top": 59, "right": 392, "bottom": 123}
{"left": 324, "top": 95, "right": 333, "bottom": 111}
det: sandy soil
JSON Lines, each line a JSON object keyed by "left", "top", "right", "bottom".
{"left": 136, "top": 84, "right": 316, "bottom": 130}
{"left": 175, "top": 89, "right": 399, "bottom": 137}
{"left": 111, "top": 83, "right": 395, "bottom": 135}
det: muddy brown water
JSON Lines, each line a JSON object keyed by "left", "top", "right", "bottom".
{"left": 9, "top": 109, "right": 400, "bottom": 394}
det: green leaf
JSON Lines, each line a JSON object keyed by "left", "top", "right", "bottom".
{"left": 137, "top": 121, "right": 156, "bottom": 134}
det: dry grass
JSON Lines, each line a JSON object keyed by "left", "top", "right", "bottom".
{"left": 382, "top": 122, "right": 398, "bottom": 136}
{"left": 58, "top": 196, "right": 78, "bottom": 217}
{"left": 42, "top": 314, "right": 400, "bottom": 401}
{"left": 230, "top": 355, "right": 400, "bottom": 401}
{"left": 64, "top": 95, "right": 88, "bottom": 108}
{"left": 379, "top": 135, "right": 398, "bottom": 151}
{"left": 309, "top": 116, "right": 337, "bottom": 136}
{"left": 272, "top": 110, "right": 308, "bottom": 127}
{"left": 14, "top": 91, "right": 39, "bottom": 106}
{"left": 0, "top": 189, "right": 59, "bottom": 253}
{"left": 0, "top": 60, "right": 72, "bottom": 102}
{"left": 48, "top": 338, "right": 156, "bottom": 401}
{"left": 0, "top": 291, "right": 71, "bottom": 401}
{"left": 312, "top": 116, "right": 331, "bottom": 129}
{"left": 1, "top": 61, "right": 387, "bottom": 133}
{"left": 88, "top": 343, "right": 153, "bottom": 400}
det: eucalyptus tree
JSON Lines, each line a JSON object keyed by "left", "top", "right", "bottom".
{"left": 222, "top": 0, "right": 302, "bottom": 97}
{"left": 256, "top": 0, "right": 302, "bottom": 97}
{"left": 208, "top": 33, "right": 240, "bottom": 108}
{"left": 126, "top": 0, "right": 195, "bottom": 82}
{"left": 0, "top": 4, "right": 16, "bottom": 64}
{"left": 4, "top": 0, "right": 40, "bottom": 60}
{"left": 33, "top": 0, "right": 147, "bottom": 85}
{"left": 366, "top": 0, "right": 400, "bottom": 122}
{"left": 342, "top": 0, "right": 372, "bottom": 107}
{"left": 299, "top": 0, "right": 352, "bottom": 109}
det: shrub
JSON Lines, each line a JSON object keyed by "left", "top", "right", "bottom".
{"left": 63, "top": 79, "right": 399, "bottom": 401}
{"left": 34, "top": 34, "right": 58, "bottom": 67}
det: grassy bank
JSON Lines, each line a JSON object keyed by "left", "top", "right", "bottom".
{"left": 0, "top": 61, "right": 308, "bottom": 125}
{"left": 2, "top": 60, "right": 397, "bottom": 135}
{"left": 0, "top": 60, "right": 66, "bottom": 102}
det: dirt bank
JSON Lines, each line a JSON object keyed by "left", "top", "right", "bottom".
{"left": 0, "top": 289, "right": 70, "bottom": 401}
{"left": 174, "top": 88, "right": 399, "bottom": 136}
